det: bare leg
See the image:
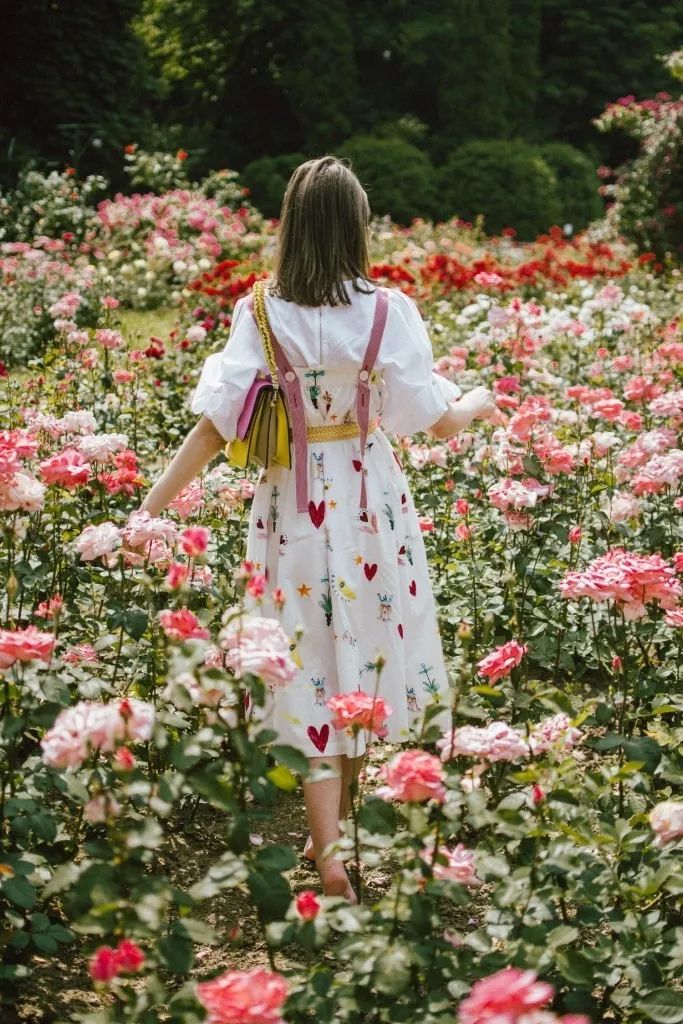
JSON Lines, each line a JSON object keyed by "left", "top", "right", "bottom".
{"left": 303, "top": 750, "right": 367, "bottom": 860}
{"left": 301, "top": 755, "right": 356, "bottom": 902}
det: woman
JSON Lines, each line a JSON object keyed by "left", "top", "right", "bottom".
{"left": 138, "top": 156, "right": 497, "bottom": 902}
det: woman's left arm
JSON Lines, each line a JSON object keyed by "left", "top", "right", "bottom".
{"left": 138, "top": 415, "right": 226, "bottom": 517}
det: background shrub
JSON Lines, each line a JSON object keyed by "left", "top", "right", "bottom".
{"left": 240, "top": 153, "right": 307, "bottom": 219}
{"left": 538, "top": 142, "right": 603, "bottom": 230}
{"left": 337, "top": 134, "right": 438, "bottom": 224}
{"left": 438, "top": 139, "right": 563, "bottom": 239}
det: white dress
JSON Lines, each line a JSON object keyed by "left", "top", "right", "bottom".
{"left": 190, "top": 279, "right": 461, "bottom": 758}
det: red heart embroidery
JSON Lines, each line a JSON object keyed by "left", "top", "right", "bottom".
{"left": 398, "top": 623, "right": 404, "bottom": 638}
{"left": 359, "top": 510, "right": 369, "bottom": 523}
{"left": 352, "top": 459, "right": 362, "bottom": 472}
{"left": 308, "top": 500, "right": 325, "bottom": 529}
{"left": 364, "top": 562, "right": 378, "bottom": 581}
{"left": 409, "top": 580, "right": 417, "bottom": 596}
{"left": 308, "top": 723, "right": 329, "bottom": 753}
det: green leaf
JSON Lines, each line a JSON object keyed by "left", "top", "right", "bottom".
{"left": 2, "top": 876, "right": 36, "bottom": 910}
{"left": 622, "top": 737, "right": 662, "bottom": 774}
{"left": 255, "top": 845, "right": 298, "bottom": 872}
{"left": 158, "top": 934, "right": 194, "bottom": 974}
{"left": 247, "top": 871, "right": 291, "bottom": 922}
{"left": 269, "top": 745, "right": 310, "bottom": 776}
{"left": 358, "top": 797, "right": 397, "bottom": 835}
{"left": 107, "top": 607, "right": 148, "bottom": 640}
{"left": 636, "top": 990, "right": 683, "bottom": 1023}
{"left": 266, "top": 764, "right": 298, "bottom": 792}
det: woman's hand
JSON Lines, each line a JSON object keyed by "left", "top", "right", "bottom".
{"left": 460, "top": 385, "right": 498, "bottom": 421}
{"left": 427, "top": 386, "right": 502, "bottom": 439}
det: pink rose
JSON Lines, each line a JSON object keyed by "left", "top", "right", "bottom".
{"left": 41, "top": 699, "right": 155, "bottom": 769}
{"left": 180, "top": 526, "right": 210, "bottom": 557}
{"left": 218, "top": 616, "right": 298, "bottom": 688}
{"left": 376, "top": 749, "right": 446, "bottom": 803}
{"left": 326, "top": 690, "right": 392, "bottom": 737}
{"left": 195, "top": 968, "right": 289, "bottom": 1024}
{"left": 457, "top": 966, "right": 555, "bottom": 1024}
{"left": 74, "top": 522, "right": 122, "bottom": 561}
{"left": 159, "top": 608, "right": 211, "bottom": 641}
{"left": 39, "top": 447, "right": 91, "bottom": 489}
{"left": 89, "top": 939, "right": 145, "bottom": 985}
{"left": 295, "top": 890, "right": 321, "bottom": 920}
{"left": 649, "top": 800, "right": 683, "bottom": 847}
{"left": 528, "top": 713, "right": 582, "bottom": 756}
{"left": 0, "top": 626, "right": 55, "bottom": 669}
{"left": 422, "top": 842, "right": 481, "bottom": 886}
{"left": 437, "top": 722, "right": 528, "bottom": 764}
{"left": 476, "top": 640, "right": 527, "bottom": 684}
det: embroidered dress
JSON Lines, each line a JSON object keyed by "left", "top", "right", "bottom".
{"left": 190, "top": 279, "right": 461, "bottom": 758}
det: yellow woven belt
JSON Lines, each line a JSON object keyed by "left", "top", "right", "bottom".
{"left": 306, "top": 420, "right": 378, "bottom": 442}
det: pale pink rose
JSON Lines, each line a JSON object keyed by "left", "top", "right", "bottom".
{"left": 649, "top": 800, "right": 683, "bottom": 847}
{"left": 477, "top": 640, "right": 527, "bottom": 684}
{"left": 437, "top": 722, "right": 528, "bottom": 764}
{"left": 94, "top": 328, "right": 124, "bottom": 350}
{"left": 376, "top": 749, "right": 446, "bottom": 803}
{"left": 74, "top": 522, "right": 122, "bottom": 561}
{"left": 568, "top": 526, "right": 582, "bottom": 544}
{"left": 39, "top": 448, "right": 91, "bottom": 489}
{"left": 169, "top": 481, "right": 205, "bottom": 518}
{"left": 166, "top": 563, "right": 189, "bottom": 589}
{"left": 326, "top": 690, "right": 392, "bottom": 737}
{"left": 49, "top": 291, "right": 83, "bottom": 318}
{"left": 0, "top": 471, "right": 46, "bottom": 512}
{"left": 488, "top": 478, "right": 551, "bottom": 512}
{"left": 40, "top": 698, "right": 155, "bottom": 769}
{"left": 665, "top": 608, "right": 683, "bottom": 627}
{"left": 62, "top": 643, "right": 99, "bottom": 664}
{"left": 159, "top": 608, "right": 211, "bottom": 641}
{"left": 600, "top": 490, "right": 641, "bottom": 523}
{"left": 474, "top": 271, "right": 504, "bottom": 288}
{"left": 0, "top": 626, "right": 56, "bottom": 669}
{"left": 123, "top": 510, "right": 178, "bottom": 548}
{"left": 195, "top": 968, "right": 289, "bottom": 1024}
{"left": 113, "top": 369, "right": 135, "bottom": 384}
{"left": 422, "top": 842, "right": 481, "bottom": 886}
{"left": 457, "top": 967, "right": 555, "bottom": 1024}
{"left": 84, "top": 794, "right": 122, "bottom": 823}
{"left": 528, "top": 714, "right": 582, "bottom": 756}
{"left": 218, "top": 616, "right": 298, "bottom": 688}
{"left": 76, "top": 433, "right": 129, "bottom": 462}
{"left": 418, "top": 515, "right": 435, "bottom": 532}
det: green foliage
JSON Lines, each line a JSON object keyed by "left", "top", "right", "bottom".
{"left": 241, "top": 153, "right": 307, "bottom": 219}
{"left": 438, "top": 139, "right": 563, "bottom": 238}
{"left": 594, "top": 53, "right": 682, "bottom": 260}
{"left": 538, "top": 142, "right": 603, "bottom": 229}
{"left": 337, "top": 134, "right": 438, "bottom": 224}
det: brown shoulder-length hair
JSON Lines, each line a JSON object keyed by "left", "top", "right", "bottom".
{"left": 269, "top": 156, "right": 376, "bottom": 307}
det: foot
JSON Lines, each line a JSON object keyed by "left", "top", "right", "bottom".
{"left": 303, "top": 834, "right": 316, "bottom": 862}
{"left": 319, "top": 858, "right": 358, "bottom": 904}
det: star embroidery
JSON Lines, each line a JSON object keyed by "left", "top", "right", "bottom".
{"left": 354, "top": 554, "right": 363, "bottom": 565}
{"left": 297, "top": 583, "right": 312, "bottom": 597}
{"left": 329, "top": 499, "right": 337, "bottom": 509}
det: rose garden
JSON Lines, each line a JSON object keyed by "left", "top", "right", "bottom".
{"left": 1, "top": 52, "right": 682, "bottom": 1024}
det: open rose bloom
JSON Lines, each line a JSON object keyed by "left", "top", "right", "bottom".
{"left": 195, "top": 967, "right": 289, "bottom": 1024}
{"left": 40, "top": 698, "right": 155, "bottom": 769}
{"left": 326, "top": 690, "right": 392, "bottom": 737}
{"left": 376, "top": 749, "right": 446, "bottom": 803}
{"left": 218, "top": 615, "right": 298, "bottom": 689}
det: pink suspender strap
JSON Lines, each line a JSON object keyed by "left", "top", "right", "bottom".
{"left": 246, "top": 293, "right": 310, "bottom": 513}
{"left": 357, "top": 287, "right": 389, "bottom": 510}
{"left": 246, "top": 285, "right": 389, "bottom": 514}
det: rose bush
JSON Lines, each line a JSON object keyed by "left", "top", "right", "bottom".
{"left": 1, "top": 134, "right": 682, "bottom": 1024}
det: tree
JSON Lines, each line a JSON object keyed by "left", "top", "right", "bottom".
{"left": 0, "top": 0, "right": 156, "bottom": 187}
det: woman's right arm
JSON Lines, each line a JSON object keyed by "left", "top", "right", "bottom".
{"left": 138, "top": 415, "right": 227, "bottom": 517}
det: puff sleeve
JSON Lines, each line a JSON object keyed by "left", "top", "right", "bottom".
{"left": 378, "top": 289, "right": 454, "bottom": 436}
{"left": 189, "top": 296, "right": 268, "bottom": 442}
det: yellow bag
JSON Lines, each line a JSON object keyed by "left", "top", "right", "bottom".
{"left": 226, "top": 281, "right": 292, "bottom": 471}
